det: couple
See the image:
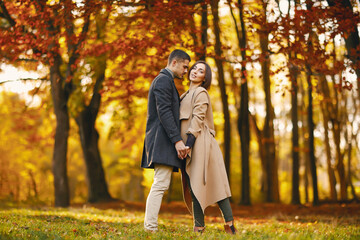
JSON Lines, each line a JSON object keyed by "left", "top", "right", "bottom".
{"left": 141, "top": 49, "right": 236, "bottom": 234}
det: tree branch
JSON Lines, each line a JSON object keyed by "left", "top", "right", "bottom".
{"left": 15, "top": 58, "right": 40, "bottom": 63}
{"left": 227, "top": 0, "right": 242, "bottom": 49}
{"left": 112, "top": 0, "right": 203, "bottom": 7}
{"left": 0, "top": 77, "right": 49, "bottom": 85}
{"left": 64, "top": 0, "right": 91, "bottom": 95}
{"left": 62, "top": 0, "right": 76, "bottom": 52}
{"left": 0, "top": 0, "right": 16, "bottom": 27}
{"left": 75, "top": 10, "right": 91, "bottom": 50}
{"left": 24, "top": 80, "right": 45, "bottom": 110}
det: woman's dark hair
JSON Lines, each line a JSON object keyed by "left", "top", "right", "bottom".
{"left": 188, "top": 60, "right": 212, "bottom": 89}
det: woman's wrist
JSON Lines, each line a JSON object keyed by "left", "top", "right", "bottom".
{"left": 185, "top": 133, "right": 196, "bottom": 148}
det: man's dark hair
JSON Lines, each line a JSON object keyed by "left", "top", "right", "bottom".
{"left": 168, "top": 49, "right": 191, "bottom": 65}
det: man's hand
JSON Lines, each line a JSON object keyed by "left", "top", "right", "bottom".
{"left": 175, "top": 140, "right": 187, "bottom": 159}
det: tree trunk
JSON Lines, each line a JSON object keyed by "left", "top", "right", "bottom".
{"left": 238, "top": 89, "right": 250, "bottom": 206}
{"left": 348, "top": 94, "right": 359, "bottom": 202}
{"left": 332, "top": 120, "right": 347, "bottom": 201}
{"left": 323, "top": 71, "right": 347, "bottom": 201}
{"left": 321, "top": 109, "right": 338, "bottom": 201}
{"left": 189, "top": 13, "right": 200, "bottom": 59}
{"left": 305, "top": 0, "right": 319, "bottom": 206}
{"left": 228, "top": 0, "right": 251, "bottom": 205}
{"left": 50, "top": 55, "right": 70, "bottom": 207}
{"left": 210, "top": 0, "right": 231, "bottom": 181}
{"left": 28, "top": 170, "right": 38, "bottom": 199}
{"left": 306, "top": 68, "right": 319, "bottom": 206}
{"left": 237, "top": 0, "right": 251, "bottom": 205}
{"left": 304, "top": 152, "right": 310, "bottom": 203}
{"left": 250, "top": 113, "right": 267, "bottom": 201}
{"left": 190, "top": 1, "right": 207, "bottom": 61}
{"left": 74, "top": 11, "right": 113, "bottom": 203}
{"left": 76, "top": 106, "right": 113, "bottom": 202}
{"left": 259, "top": 2, "right": 279, "bottom": 202}
{"left": 76, "top": 69, "right": 113, "bottom": 203}
{"left": 290, "top": 64, "right": 300, "bottom": 205}
{"left": 299, "top": 76, "right": 310, "bottom": 204}
{"left": 319, "top": 75, "right": 337, "bottom": 201}
{"left": 347, "top": 141, "right": 359, "bottom": 202}
{"left": 286, "top": 0, "right": 301, "bottom": 205}
{"left": 200, "top": 1, "right": 208, "bottom": 61}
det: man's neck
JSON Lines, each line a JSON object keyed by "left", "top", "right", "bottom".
{"left": 165, "top": 67, "right": 174, "bottom": 78}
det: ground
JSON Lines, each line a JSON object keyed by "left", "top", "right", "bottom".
{"left": 1, "top": 201, "right": 359, "bottom": 239}
{"left": 82, "top": 200, "right": 360, "bottom": 219}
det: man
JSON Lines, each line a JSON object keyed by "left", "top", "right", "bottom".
{"left": 141, "top": 49, "right": 191, "bottom": 232}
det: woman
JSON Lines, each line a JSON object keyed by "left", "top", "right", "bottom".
{"left": 180, "top": 61, "right": 237, "bottom": 234}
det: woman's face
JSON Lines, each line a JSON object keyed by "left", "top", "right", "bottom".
{"left": 189, "top": 63, "right": 206, "bottom": 84}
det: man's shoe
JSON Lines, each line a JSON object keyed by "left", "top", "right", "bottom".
{"left": 145, "top": 228, "right": 158, "bottom": 233}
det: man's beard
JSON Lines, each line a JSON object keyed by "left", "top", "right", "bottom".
{"left": 174, "top": 74, "right": 183, "bottom": 79}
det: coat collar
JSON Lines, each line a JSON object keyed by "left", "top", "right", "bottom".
{"left": 160, "top": 68, "right": 180, "bottom": 100}
{"left": 180, "top": 90, "right": 189, "bottom": 100}
{"left": 180, "top": 87, "right": 207, "bottom": 101}
{"left": 160, "top": 68, "right": 173, "bottom": 79}
{"left": 164, "top": 67, "right": 174, "bottom": 78}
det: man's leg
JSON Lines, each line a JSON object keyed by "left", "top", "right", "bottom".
{"left": 144, "top": 164, "right": 173, "bottom": 231}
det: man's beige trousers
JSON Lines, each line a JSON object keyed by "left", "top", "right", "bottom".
{"left": 144, "top": 164, "right": 173, "bottom": 231}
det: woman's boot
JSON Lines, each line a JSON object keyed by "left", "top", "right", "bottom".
{"left": 224, "top": 222, "right": 237, "bottom": 234}
{"left": 193, "top": 226, "right": 205, "bottom": 233}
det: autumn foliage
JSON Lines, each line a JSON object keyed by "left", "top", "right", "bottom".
{"left": 0, "top": 0, "right": 359, "bottom": 207}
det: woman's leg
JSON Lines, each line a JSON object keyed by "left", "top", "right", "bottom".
{"left": 185, "top": 173, "right": 205, "bottom": 227}
{"left": 217, "top": 198, "right": 234, "bottom": 223}
{"left": 190, "top": 189, "right": 205, "bottom": 227}
{"left": 217, "top": 198, "right": 237, "bottom": 234}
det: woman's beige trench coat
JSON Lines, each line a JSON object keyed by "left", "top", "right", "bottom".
{"left": 180, "top": 86, "right": 231, "bottom": 213}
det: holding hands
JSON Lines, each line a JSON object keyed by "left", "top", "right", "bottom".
{"left": 175, "top": 141, "right": 191, "bottom": 159}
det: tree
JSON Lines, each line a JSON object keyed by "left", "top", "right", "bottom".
{"left": 0, "top": 0, "right": 112, "bottom": 206}
{"left": 325, "top": 0, "right": 360, "bottom": 202}
{"left": 228, "top": 0, "right": 251, "bottom": 205}
{"left": 276, "top": 0, "right": 302, "bottom": 205}
{"left": 247, "top": 0, "right": 279, "bottom": 203}
{"left": 319, "top": 75, "right": 338, "bottom": 201}
{"left": 75, "top": 15, "right": 113, "bottom": 202}
{"left": 0, "top": 90, "right": 54, "bottom": 202}
{"left": 190, "top": 1, "right": 208, "bottom": 61}
{"left": 210, "top": 0, "right": 232, "bottom": 181}
{"left": 326, "top": 0, "right": 360, "bottom": 99}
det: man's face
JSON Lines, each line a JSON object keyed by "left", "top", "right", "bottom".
{"left": 171, "top": 59, "right": 190, "bottom": 79}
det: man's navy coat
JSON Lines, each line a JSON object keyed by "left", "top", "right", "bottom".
{"left": 141, "top": 69, "right": 182, "bottom": 171}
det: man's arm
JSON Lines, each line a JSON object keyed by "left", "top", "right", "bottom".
{"left": 153, "top": 76, "right": 187, "bottom": 158}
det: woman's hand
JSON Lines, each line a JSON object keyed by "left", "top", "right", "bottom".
{"left": 185, "top": 146, "right": 191, "bottom": 157}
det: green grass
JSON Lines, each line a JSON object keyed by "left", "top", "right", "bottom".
{"left": 0, "top": 207, "right": 359, "bottom": 239}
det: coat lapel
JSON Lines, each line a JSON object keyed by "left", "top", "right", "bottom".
{"left": 179, "top": 90, "right": 192, "bottom": 120}
{"left": 160, "top": 68, "right": 180, "bottom": 100}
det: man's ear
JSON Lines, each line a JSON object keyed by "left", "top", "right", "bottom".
{"left": 171, "top": 59, "right": 177, "bottom": 67}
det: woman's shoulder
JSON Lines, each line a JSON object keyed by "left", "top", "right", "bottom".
{"left": 194, "top": 87, "right": 210, "bottom": 103}
{"left": 194, "top": 86, "right": 209, "bottom": 95}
